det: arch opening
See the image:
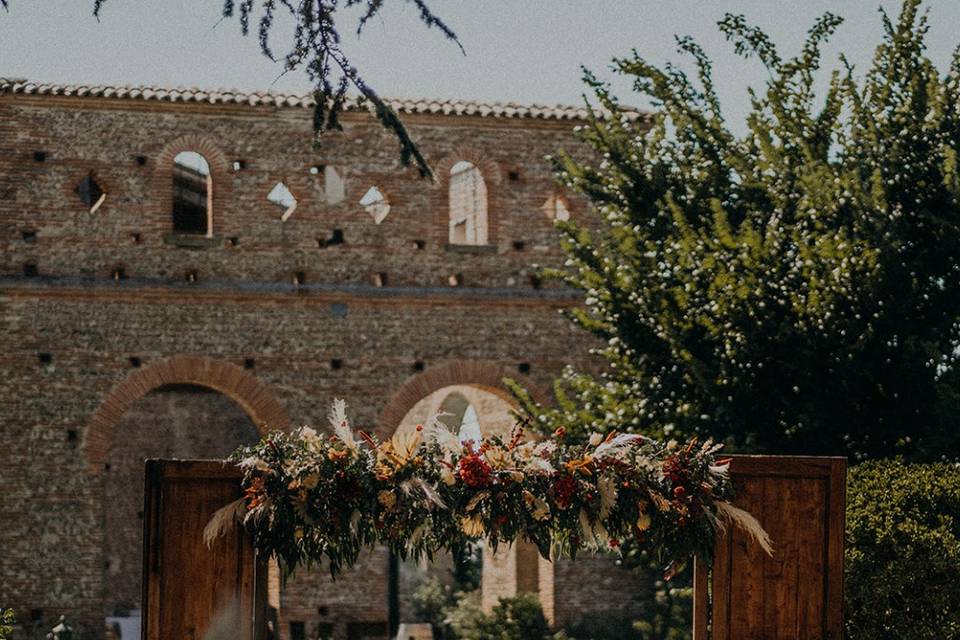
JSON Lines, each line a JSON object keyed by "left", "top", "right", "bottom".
{"left": 172, "top": 151, "right": 213, "bottom": 236}
{"left": 101, "top": 383, "right": 261, "bottom": 638}
{"left": 448, "top": 161, "right": 488, "bottom": 245}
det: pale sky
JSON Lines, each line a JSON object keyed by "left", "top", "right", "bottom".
{"left": 2, "top": 1, "right": 960, "bottom": 131}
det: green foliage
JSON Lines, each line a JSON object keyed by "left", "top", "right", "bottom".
{"left": 64, "top": 0, "right": 460, "bottom": 178}
{"left": 0, "top": 610, "right": 14, "bottom": 640}
{"left": 451, "top": 593, "right": 553, "bottom": 640}
{"left": 513, "top": 0, "right": 960, "bottom": 461}
{"left": 412, "top": 578, "right": 460, "bottom": 640}
{"left": 845, "top": 460, "right": 960, "bottom": 639}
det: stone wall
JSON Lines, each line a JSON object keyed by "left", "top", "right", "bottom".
{"left": 0, "top": 86, "right": 640, "bottom": 639}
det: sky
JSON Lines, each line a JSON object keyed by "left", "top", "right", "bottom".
{"left": 2, "top": 1, "right": 960, "bottom": 131}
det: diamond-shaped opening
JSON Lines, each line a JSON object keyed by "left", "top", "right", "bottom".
{"left": 360, "top": 186, "right": 390, "bottom": 224}
{"left": 267, "top": 182, "right": 298, "bottom": 222}
{"left": 543, "top": 194, "right": 571, "bottom": 222}
{"left": 76, "top": 174, "right": 106, "bottom": 213}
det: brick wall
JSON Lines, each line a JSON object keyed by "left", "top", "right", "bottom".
{"left": 0, "top": 88, "right": 640, "bottom": 639}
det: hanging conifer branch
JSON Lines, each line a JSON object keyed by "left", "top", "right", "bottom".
{"left": 85, "top": 0, "right": 461, "bottom": 178}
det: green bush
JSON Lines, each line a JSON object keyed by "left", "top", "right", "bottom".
{"left": 450, "top": 593, "right": 552, "bottom": 640}
{"left": 846, "top": 460, "right": 960, "bottom": 639}
{"left": 0, "top": 610, "right": 13, "bottom": 640}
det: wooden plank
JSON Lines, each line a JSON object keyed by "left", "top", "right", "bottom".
{"left": 824, "top": 458, "right": 846, "bottom": 638}
{"left": 692, "top": 556, "right": 709, "bottom": 640}
{"left": 142, "top": 459, "right": 266, "bottom": 640}
{"left": 697, "top": 455, "right": 846, "bottom": 640}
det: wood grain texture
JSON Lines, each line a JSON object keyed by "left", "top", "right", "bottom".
{"left": 141, "top": 459, "right": 266, "bottom": 640}
{"left": 693, "top": 455, "right": 846, "bottom": 640}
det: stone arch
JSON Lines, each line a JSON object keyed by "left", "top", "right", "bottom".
{"left": 84, "top": 355, "right": 289, "bottom": 475}
{"left": 378, "top": 359, "right": 547, "bottom": 433}
{"left": 153, "top": 134, "right": 230, "bottom": 236}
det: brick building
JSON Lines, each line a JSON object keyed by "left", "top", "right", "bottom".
{"left": 0, "top": 79, "right": 648, "bottom": 639}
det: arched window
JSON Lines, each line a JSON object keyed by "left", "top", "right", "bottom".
{"left": 438, "top": 392, "right": 483, "bottom": 444}
{"left": 449, "top": 161, "right": 488, "bottom": 245}
{"left": 172, "top": 151, "right": 212, "bottom": 236}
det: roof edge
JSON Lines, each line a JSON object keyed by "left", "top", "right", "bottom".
{"left": 0, "top": 78, "right": 650, "bottom": 122}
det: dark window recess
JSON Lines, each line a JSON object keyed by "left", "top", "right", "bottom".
{"left": 244, "top": 358, "right": 255, "bottom": 370}
{"left": 330, "top": 359, "right": 343, "bottom": 370}
{"left": 136, "top": 155, "right": 148, "bottom": 166}
{"left": 529, "top": 274, "right": 543, "bottom": 289}
{"left": 317, "top": 606, "right": 329, "bottom": 617}
{"left": 329, "top": 302, "right": 348, "bottom": 318}
{"left": 518, "top": 362, "right": 531, "bottom": 374}
{"left": 318, "top": 229, "right": 345, "bottom": 248}
{"left": 38, "top": 352, "right": 52, "bottom": 365}
{"left": 76, "top": 175, "right": 104, "bottom": 208}
{"left": 30, "top": 609, "right": 43, "bottom": 623}
{"left": 512, "top": 240, "right": 526, "bottom": 251}
{"left": 315, "top": 623, "right": 334, "bottom": 637}
{"left": 172, "top": 163, "right": 208, "bottom": 234}
{"left": 129, "top": 356, "right": 142, "bottom": 368}
{"left": 104, "top": 462, "right": 111, "bottom": 471}
{"left": 232, "top": 160, "right": 246, "bottom": 171}
{"left": 293, "top": 271, "right": 306, "bottom": 286}
{"left": 112, "top": 267, "right": 127, "bottom": 281}
{"left": 66, "top": 429, "right": 78, "bottom": 443}
{"left": 185, "top": 270, "right": 198, "bottom": 284}
{"left": 136, "top": 510, "right": 144, "bottom": 520}
{"left": 372, "top": 272, "right": 387, "bottom": 287}
{"left": 228, "top": 236, "right": 239, "bottom": 247}
{"left": 23, "top": 262, "right": 38, "bottom": 277}
{"left": 289, "top": 621, "right": 306, "bottom": 640}
{"left": 21, "top": 230, "right": 37, "bottom": 243}
{"left": 33, "top": 151, "right": 46, "bottom": 163}
{"left": 131, "top": 232, "right": 142, "bottom": 244}
{"left": 508, "top": 169, "right": 520, "bottom": 181}
{"left": 412, "top": 239, "right": 426, "bottom": 251}
{"left": 413, "top": 360, "right": 425, "bottom": 372}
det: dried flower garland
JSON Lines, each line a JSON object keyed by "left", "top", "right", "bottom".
{"left": 209, "top": 400, "right": 771, "bottom": 577}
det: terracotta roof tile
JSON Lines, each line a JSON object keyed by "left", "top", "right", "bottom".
{"left": 0, "top": 78, "right": 649, "bottom": 122}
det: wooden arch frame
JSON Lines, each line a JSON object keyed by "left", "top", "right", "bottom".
{"left": 83, "top": 355, "right": 290, "bottom": 476}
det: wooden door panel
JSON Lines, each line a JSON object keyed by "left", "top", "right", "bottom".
{"left": 142, "top": 460, "right": 266, "bottom": 640}
{"left": 694, "top": 456, "right": 845, "bottom": 640}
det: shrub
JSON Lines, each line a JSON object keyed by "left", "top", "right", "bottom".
{"left": 845, "top": 460, "right": 960, "bottom": 639}
{"left": 450, "top": 593, "right": 553, "bottom": 640}
{"left": 0, "top": 610, "right": 13, "bottom": 640}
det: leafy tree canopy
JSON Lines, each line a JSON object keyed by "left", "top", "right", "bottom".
{"left": 513, "top": 0, "right": 960, "bottom": 462}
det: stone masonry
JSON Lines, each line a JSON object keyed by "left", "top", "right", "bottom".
{"left": 0, "top": 80, "right": 648, "bottom": 639}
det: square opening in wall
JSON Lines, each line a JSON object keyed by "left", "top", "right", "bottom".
{"left": 23, "top": 262, "right": 38, "bottom": 277}
{"left": 33, "top": 151, "right": 46, "bottom": 162}
{"left": 21, "top": 230, "right": 37, "bottom": 243}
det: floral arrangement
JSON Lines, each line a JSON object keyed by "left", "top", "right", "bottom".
{"left": 209, "top": 400, "right": 771, "bottom": 578}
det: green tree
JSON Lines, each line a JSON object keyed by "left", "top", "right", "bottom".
{"left": 513, "top": 0, "right": 960, "bottom": 461}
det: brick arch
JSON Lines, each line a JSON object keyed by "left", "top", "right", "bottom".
{"left": 433, "top": 150, "right": 502, "bottom": 246}
{"left": 378, "top": 359, "right": 548, "bottom": 433}
{"left": 152, "top": 134, "right": 231, "bottom": 236}
{"left": 84, "top": 355, "right": 289, "bottom": 476}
